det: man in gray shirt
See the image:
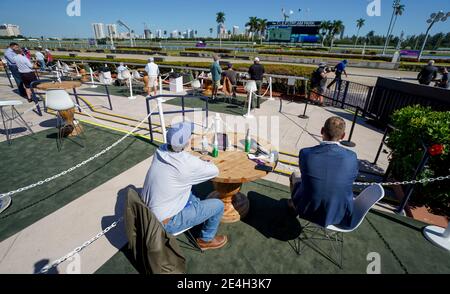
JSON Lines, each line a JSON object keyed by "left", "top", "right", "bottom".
{"left": 142, "top": 122, "right": 228, "bottom": 251}
{"left": 4, "top": 42, "right": 26, "bottom": 97}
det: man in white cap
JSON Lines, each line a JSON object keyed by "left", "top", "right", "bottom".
{"left": 309, "top": 62, "right": 330, "bottom": 106}
{"left": 145, "top": 57, "right": 160, "bottom": 96}
{"left": 141, "top": 122, "right": 228, "bottom": 250}
{"left": 248, "top": 57, "right": 265, "bottom": 109}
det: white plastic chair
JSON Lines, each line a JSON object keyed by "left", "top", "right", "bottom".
{"left": 45, "top": 89, "right": 84, "bottom": 150}
{"left": 294, "top": 184, "right": 385, "bottom": 269}
{"left": 0, "top": 100, "right": 34, "bottom": 145}
{"left": 99, "top": 71, "right": 114, "bottom": 85}
{"left": 244, "top": 80, "right": 257, "bottom": 111}
{"left": 190, "top": 79, "right": 202, "bottom": 96}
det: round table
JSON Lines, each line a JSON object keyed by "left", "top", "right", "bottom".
{"left": 36, "top": 81, "right": 83, "bottom": 137}
{"left": 192, "top": 133, "right": 275, "bottom": 223}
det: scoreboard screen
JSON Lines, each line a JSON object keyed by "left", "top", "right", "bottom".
{"left": 267, "top": 21, "right": 321, "bottom": 43}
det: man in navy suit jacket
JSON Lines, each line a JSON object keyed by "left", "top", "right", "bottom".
{"left": 289, "top": 117, "right": 358, "bottom": 228}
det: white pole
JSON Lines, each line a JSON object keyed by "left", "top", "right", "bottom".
{"left": 157, "top": 98, "right": 167, "bottom": 143}
{"left": 244, "top": 91, "right": 254, "bottom": 118}
{"left": 268, "top": 76, "right": 274, "bottom": 101}
{"left": 159, "top": 75, "right": 163, "bottom": 95}
{"left": 128, "top": 75, "right": 136, "bottom": 100}
{"left": 89, "top": 68, "right": 97, "bottom": 88}
{"left": 74, "top": 63, "right": 80, "bottom": 77}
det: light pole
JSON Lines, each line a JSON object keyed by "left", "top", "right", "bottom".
{"left": 418, "top": 11, "right": 450, "bottom": 61}
{"left": 382, "top": 0, "right": 401, "bottom": 56}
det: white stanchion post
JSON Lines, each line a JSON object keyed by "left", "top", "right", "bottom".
{"left": 159, "top": 76, "right": 163, "bottom": 95}
{"left": 244, "top": 91, "right": 254, "bottom": 118}
{"left": 56, "top": 71, "right": 61, "bottom": 83}
{"left": 157, "top": 98, "right": 167, "bottom": 143}
{"left": 424, "top": 224, "right": 450, "bottom": 251}
{"left": 267, "top": 76, "right": 275, "bottom": 101}
{"left": 128, "top": 75, "right": 136, "bottom": 100}
{"left": 89, "top": 68, "right": 97, "bottom": 88}
{"left": 74, "top": 63, "right": 80, "bottom": 77}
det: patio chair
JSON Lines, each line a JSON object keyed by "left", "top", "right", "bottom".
{"left": 116, "top": 69, "right": 131, "bottom": 86}
{"left": 99, "top": 71, "right": 114, "bottom": 85}
{"left": 45, "top": 89, "right": 84, "bottom": 151}
{"left": 190, "top": 79, "right": 202, "bottom": 96}
{"left": 0, "top": 100, "right": 34, "bottom": 145}
{"left": 293, "top": 184, "right": 385, "bottom": 269}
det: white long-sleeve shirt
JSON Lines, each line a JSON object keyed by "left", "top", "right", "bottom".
{"left": 142, "top": 145, "right": 219, "bottom": 222}
{"left": 14, "top": 54, "right": 34, "bottom": 73}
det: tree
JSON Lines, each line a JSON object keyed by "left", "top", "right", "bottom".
{"left": 319, "top": 21, "right": 332, "bottom": 47}
{"left": 216, "top": 11, "right": 226, "bottom": 47}
{"left": 246, "top": 16, "right": 259, "bottom": 41}
{"left": 389, "top": 4, "right": 405, "bottom": 46}
{"left": 354, "top": 18, "right": 365, "bottom": 47}
{"left": 209, "top": 28, "right": 213, "bottom": 38}
{"left": 329, "top": 20, "right": 345, "bottom": 52}
{"left": 257, "top": 18, "right": 268, "bottom": 44}
{"left": 366, "top": 30, "right": 375, "bottom": 45}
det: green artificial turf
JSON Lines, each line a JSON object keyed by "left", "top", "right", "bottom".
{"left": 96, "top": 179, "right": 450, "bottom": 274}
{"left": 0, "top": 124, "right": 157, "bottom": 241}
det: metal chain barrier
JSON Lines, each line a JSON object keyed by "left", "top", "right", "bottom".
{"left": 39, "top": 217, "right": 123, "bottom": 274}
{"left": 354, "top": 175, "right": 450, "bottom": 187}
{"left": 0, "top": 105, "right": 158, "bottom": 200}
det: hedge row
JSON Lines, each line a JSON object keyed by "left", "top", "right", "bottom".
{"left": 53, "top": 55, "right": 315, "bottom": 77}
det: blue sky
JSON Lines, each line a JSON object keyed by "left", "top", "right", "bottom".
{"left": 0, "top": 0, "right": 449, "bottom": 38}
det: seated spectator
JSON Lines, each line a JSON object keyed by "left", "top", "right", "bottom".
{"left": 417, "top": 60, "right": 438, "bottom": 86}
{"left": 435, "top": 67, "right": 449, "bottom": 89}
{"left": 14, "top": 48, "right": 38, "bottom": 102}
{"left": 222, "top": 63, "right": 238, "bottom": 98}
{"left": 141, "top": 122, "right": 228, "bottom": 251}
{"left": 45, "top": 49, "right": 54, "bottom": 67}
{"left": 288, "top": 117, "right": 358, "bottom": 228}
{"left": 35, "top": 50, "right": 46, "bottom": 71}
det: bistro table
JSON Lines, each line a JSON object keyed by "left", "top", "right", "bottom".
{"left": 192, "top": 132, "right": 275, "bottom": 223}
{"left": 36, "top": 81, "right": 83, "bottom": 137}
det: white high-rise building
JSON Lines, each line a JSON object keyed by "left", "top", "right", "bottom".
{"left": 170, "top": 30, "right": 178, "bottom": 38}
{"left": 0, "top": 24, "right": 21, "bottom": 37}
{"left": 92, "top": 23, "right": 106, "bottom": 39}
{"left": 106, "top": 24, "right": 118, "bottom": 38}
{"left": 232, "top": 26, "right": 239, "bottom": 36}
{"left": 156, "top": 29, "right": 162, "bottom": 38}
{"left": 188, "top": 29, "right": 195, "bottom": 39}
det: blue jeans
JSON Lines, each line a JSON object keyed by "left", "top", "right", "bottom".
{"left": 38, "top": 60, "right": 46, "bottom": 71}
{"left": 163, "top": 193, "right": 224, "bottom": 242}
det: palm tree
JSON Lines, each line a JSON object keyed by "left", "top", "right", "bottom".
{"left": 320, "top": 21, "right": 332, "bottom": 47}
{"left": 354, "top": 18, "right": 366, "bottom": 47}
{"left": 390, "top": 4, "right": 405, "bottom": 38}
{"left": 257, "top": 18, "right": 268, "bottom": 44}
{"left": 366, "top": 30, "right": 375, "bottom": 45}
{"left": 216, "top": 11, "right": 226, "bottom": 47}
{"left": 209, "top": 28, "right": 213, "bottom": 38}
{"left": 329, "top": 20, "right": 345, "bottom": 52}
{"left": 246, "top": 16, "right": 259, "bottom": 41}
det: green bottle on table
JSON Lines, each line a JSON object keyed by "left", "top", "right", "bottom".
{"left": 212, "top": 134, "right": 219, "bottom": 158}
{"left": 245, "top": 128, "right": 251, "bottom": 153}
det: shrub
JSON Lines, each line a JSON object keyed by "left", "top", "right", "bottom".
{"left": 387, "top": 105, "right": 450, "bottom": 215}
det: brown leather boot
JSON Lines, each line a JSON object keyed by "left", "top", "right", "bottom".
{"left": 196, "top": 235, "right": 228, "bottom": 251}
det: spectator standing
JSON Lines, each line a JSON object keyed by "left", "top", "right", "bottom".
{"left": 248, "top": 57, "right": 265, "bottom": 109}
{"left": 222, "top": 63, "right": 238, "bottom": 98}
{"left": 144, "top": 57, "right": 160, "bottom": 96}
{"left": 4, "top": 42, "right": 27, "bottom": 97}
{"left": 14, "top": 48, "right": 38, "bottom": 102}
{"left": 210, "top": 54, "right": 222, "bottom": 100}
{"left": 327, "top": 60, "right": 348, "bottom": 91}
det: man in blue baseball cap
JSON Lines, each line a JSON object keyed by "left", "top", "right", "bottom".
{"left": 142, "top": 122, "right": 228, "bottom": 250}
{"left": 327, "top": 59, "right": 348, "bottom": 91}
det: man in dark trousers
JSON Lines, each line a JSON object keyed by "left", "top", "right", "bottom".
{"left": 327, "top": 60, "right": 348, "bottom": 90}
{"left": 248, "top": 57, "right": 265, "bottom": 108}
{"left": 417, "top": 60, "right": 438, "bottom": 86}
{"left": 3, "top": 42, "right": 27, "bottom": 97}
{"left": 288, "top": 117, "right": 359, "bottom": 228}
